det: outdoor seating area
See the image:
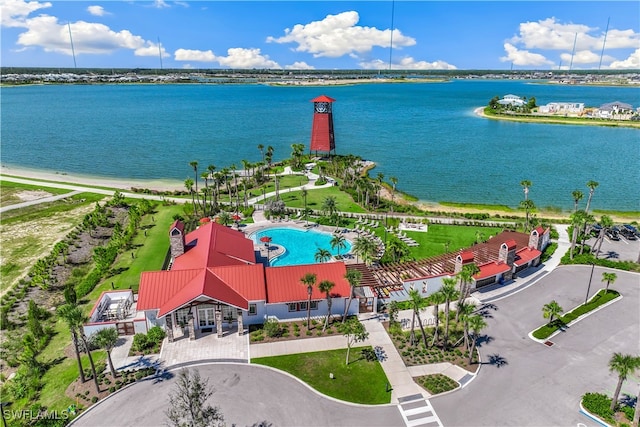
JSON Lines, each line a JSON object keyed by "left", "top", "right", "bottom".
{"left": 88, "top": 290, "right": 136, "bottom": 323}
{"left": 391, "top": 229, "right": 419, "bottom": 247}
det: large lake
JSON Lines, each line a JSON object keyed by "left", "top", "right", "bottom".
{"left": 1, "top": 80, "right": 638, "bottom": 211}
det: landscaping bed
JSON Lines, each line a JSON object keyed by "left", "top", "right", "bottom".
{"left": 249, "top": 317, "right": 344, "bottom": 343}
{"left": 415, "top": 373, "right": 459, "bottom": 395}
{"left": 581, "top": 392, "right": 635, "bottom": 427}
{"left": 532, "top": 289, "right": 621, "bottom": 340}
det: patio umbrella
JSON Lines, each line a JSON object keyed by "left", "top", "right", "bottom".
{"left": 232, "top": 214, "right": 242, "bottom": 221}
{"left": 260, "top": 236, "right": 272, "bottom": 243}
{"left": 199, "top": 217, "right": 211, "bottom": 224}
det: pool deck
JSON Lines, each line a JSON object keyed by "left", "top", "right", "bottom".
{"left": 244, "top": 211, "right": 361, "bottom": 264}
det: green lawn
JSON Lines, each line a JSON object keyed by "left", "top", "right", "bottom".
{"left": 1, "top": 180, "right": 72, "bottom": 206}
{"left": 218, "top": 175, "right": 309, "bottom": 203}
{"left": 532, "top": 289, "right": 620, "bottom": 340}
{"left": 0, "top": 192, "right": 105, "bottom": 225}
{"left": 274, "top": 186, "right": 367, "bottom": 213}
{"left": 401, "top": 224, "right": 504, "bottom": 259}
{"left": 251, "top": 347, "right": 391, "bottom": 404}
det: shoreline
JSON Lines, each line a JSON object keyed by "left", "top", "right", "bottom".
{"left": 2, "top": 164, "right": 638, "bottom": 221}
{"left": 473, "top": 107, "right": 640, "bottom": 129}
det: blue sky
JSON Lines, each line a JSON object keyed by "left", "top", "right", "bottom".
{"left": 2, "top": 0, "right": 638, "bottom": 70}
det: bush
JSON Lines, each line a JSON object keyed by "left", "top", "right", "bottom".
{"left": 263, "top": 319, "right": 282, "bottom": 338}
{"left": 91, "top": 396, "right": 98, "bottom": 403}
{"left": 582, "top": 392, "right": 614, "bottom": 423}
{"left": 147, "top": 326, "right": 166, "bottom": 344}
{"left": 132, "top": 333, "right": 149, "bottom": 352}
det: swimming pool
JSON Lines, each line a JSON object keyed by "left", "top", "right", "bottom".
{"left": 252, "top": 227, "right": 352, "bottom": 266}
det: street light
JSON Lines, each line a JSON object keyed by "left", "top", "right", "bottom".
{"left": 584, "top": 263, "right": 595, "bottom": 304}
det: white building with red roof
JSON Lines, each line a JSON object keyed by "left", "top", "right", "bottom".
{"left": 135, "top": 221, "right": 356, "bottom": 341}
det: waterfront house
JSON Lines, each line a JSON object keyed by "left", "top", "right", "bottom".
{"left": 497, "top": 94, "right": 526, "bottom": 107}
{"left": 596, "top": 101, "right": 635, "bottom": 119}
{"left": 538, "top": 102, "right": 585, "bottom": 115}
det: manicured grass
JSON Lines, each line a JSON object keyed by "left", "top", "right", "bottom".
{"left": 532, "top": 289, "right": 620, "bottom": 340}
{"left": 218, "top": 175, "right": 309, "bottom": 203}
{"left": 252, "top": 347, "right": 391, "bottom": 404}
{"left": 1, "top": 180, "right": 71, "bottom": 206}
{"left": 87, "top": 203, "right": 183, "bottom": 300}
{"left": 274, "top": 186, "right": 366, "bottom": 213}
{"left": 402, "top": 224, "right": 504, "bottom": 259}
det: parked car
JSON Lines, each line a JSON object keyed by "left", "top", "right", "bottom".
{"left": 606, "top": 227, "right": 621, "bottom": 241}
{"left": 621, "top": 224, "right": 638, "bottom": 240}
{"left": 590, "top": 224, "right": 602, "bottom": 237}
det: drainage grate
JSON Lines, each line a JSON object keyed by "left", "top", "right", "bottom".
{"left": 544, "top": 340, "right": 554, "bottom": 347}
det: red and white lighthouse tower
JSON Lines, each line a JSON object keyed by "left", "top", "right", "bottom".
{"left": 310, "top": 95, "right": 336, "bottom": 156}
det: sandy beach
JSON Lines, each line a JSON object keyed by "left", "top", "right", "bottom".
{"left": 0, "top": 164, "right": 185, "bottom": 192}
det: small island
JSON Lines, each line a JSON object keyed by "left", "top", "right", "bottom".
{"left": 477, "top": 95, "right": 640, "bottom": 129}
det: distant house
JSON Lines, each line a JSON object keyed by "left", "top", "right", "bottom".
{"left": 497, "top": 94, "right": 526, "bottom": 107}
{"left": 538, "top": 102, "right": 585, "bottom": 115}
{"left": 132, "top": 221, "right": 356, "bottom": 342}
{"left": 596, "top": 101, "right": 635, "bottom": 119}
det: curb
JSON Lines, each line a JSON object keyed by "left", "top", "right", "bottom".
{"left": 579, "top": 400, "right": 612, "bottom": 427}
{"left": 528, "top": 290, "right": 623, "bottom": 344}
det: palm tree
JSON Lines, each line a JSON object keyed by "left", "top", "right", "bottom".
{"left": 352, "top": 235, "right": 377, "bottom": 265}
{"left": 322, "top": 196, "right": 337, "bottom": 217}
{"left": 342, "top": 269, "right": 362, "bottom": 323}
{"left": 93, "top": 327, "right": 119, "bottom": 378}
{"left": 408, "top": 288, "right": 429, "bottom": 348}
{"left": 314, "top": 248, "right": 332, "bottom": 263}
{"left": 569, "top": 210, "right": 592, "bottom": 260}
{"left": 57, "top": 303, "right": 86, "bottom": 384}
{"left": 440, "top": 279, "right": 460, "bottom": 350}
{"left": 456, "top": 264, "right": 479, "bottom": 320}
{"left": 542, "top": 300, "right": 564, "bottom": 324}
{"left": 184, "top": 177, "right": 195, "bottom": 214}
{"left": 390, "top": 176, "right": 398, "bottom": 204}
{"left": 429, "top": 291, "right": 445, "bottom": 347}
{"left": 520, "top": 199, "right": 536, "bottom": 231}
{"left": 230, "top": 164, "right": 239, "bottom": 211}
{"left": 301, "top": 188, "right": 308, "bottom": 225}
{"left": 457, "top": 300, "right": 476, "bottom": 351}
{"left": 57, "top": 304, "right": 100, "bottom": 392}
{"left": 217, "top": 211, "right": 231, "bottom": 226}
{"left": 200, "top": 171, "right": 210, "bottom": 215}
{"left": 608, "top": 353, "right": 640, "bottom": 411}
{"left": 571, "top": 190, "right": 584, "bottom": 212}
{"left": 601, "top": 272, "right": 617, "bottom": 292}
{"left": 468, "top": 314, "right": 488, "bottom": 364}
{"left": 190, "top": 161, "right": 199, "bottom": 207}
{"left": 520, "top": 179, "right": 532, "bottom": 201}
{"left": 300, "top": 273, "right": 317, "bottom": 329}
{"left": 386, "top": 237, "right": 409, "bottom": 263}
{"left": 584, "top": 180, "right": 599, "bottom": 213}
{"left": 258, "top": 143, "right": 265, "bottom": 164}
{"left": 318, "top": 280, "right": 335, "bottom": 331}
{"left": 594, "top": 215, "right": 614, "bottom": 258}
{"left": 330, "top": 234, "right": 347, "bottom": 258}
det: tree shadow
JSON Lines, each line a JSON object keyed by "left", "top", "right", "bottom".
{"left": 141, "top": 224, "right": 156, "bottom": 230}
{"left": 475, "top": 334, "right": 494, "bottom": 348}
{"left": 109, "top": 266, "right": 130, "bottom": 275}
{"left": 605, "top": 251, "right": 620, "bottom": 259}
{"left": 484, "top": 353, "right": 508, "bottom": 368}
{"left": 248, "top": 422, "right": 273, "bottom": 427}
{"left": 374, "top": 345, "right": 388, "bottom": 362}
{"left": 620, "top": 393, "right": 637, "bottom": 409}
{"left": 476, "top": 303, "right": 498, "bottom": 319}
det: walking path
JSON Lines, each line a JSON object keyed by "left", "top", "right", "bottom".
{"left": 0, "top": 190, "right": 82, "bottom": 213}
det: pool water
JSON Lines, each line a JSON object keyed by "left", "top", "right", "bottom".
{"left": 252, "top": 227, "right": 352, "bottom": 266}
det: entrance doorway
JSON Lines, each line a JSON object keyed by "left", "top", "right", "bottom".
{"left": 198, "top": 307, "right": 215, "bottom": 328}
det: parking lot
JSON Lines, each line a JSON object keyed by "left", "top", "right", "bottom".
{"left": 587, "top": 227, "right": 640, "bottom": 262}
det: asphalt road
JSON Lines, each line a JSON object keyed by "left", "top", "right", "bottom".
{"left": 71, "top": 363, "right": 405, "bottom": 427}
{"left": 432, "top": 265, "right": 640, "bottom": 426}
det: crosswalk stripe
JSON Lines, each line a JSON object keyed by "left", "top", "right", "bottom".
{"left": 397, "top": 395, "right": 443, "bottom": 427}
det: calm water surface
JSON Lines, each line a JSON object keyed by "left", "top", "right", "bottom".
{"left": 1, "top": 80, "right": 638, "bottom": 210}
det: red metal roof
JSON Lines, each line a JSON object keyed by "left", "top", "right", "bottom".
{"left": 310, "top": 95, "right": 336, "bottom": 103}
{"left": 513, "top": 247, "right": 542, "bottom": 266}
{"left": 459, "top": 251, "right": 474, "bottom": 262}
{"left": 172, "top": 222, "right": 255, "bottom": 270}
{"left": 533, "top": 226, "right": 546, "bottom": 236}
{"left": 503, "top": 239, "right": 517, "bottom": 250}
{"left": 169, "top": 220, "right": 184, "bottom": 233}
{"left": 210, "top": 264, "right": 266, "bottom": 301}
{"left": 265, "top": 262, "right": 350, "bottom": 303}
{"left": 474, "top": 262, "right": 511, "bottom": 280}
{"left": 137, "top": 269, "right": 202, "bottom": 311}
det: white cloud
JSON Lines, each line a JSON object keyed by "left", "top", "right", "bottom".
{"left": 181, "top": 63, "right": 194, "bottom": 69}
{"left": 608, "top": 48, "right": 640, "bottom": 69}
{"left": 1, "top": 0, "right": 52, "bottom": 28}
{"left": 174, "top": 1, "right": 189, "bottom": 7}
{"left": 174, "top": 47, "right": 280, "bottom": 69}
{"left": 267, "top": 11, "right": 415, "bottom": 58}
{"left": 359, "top": 56, "right": 457, "bottom": 70}
{"left": 559, "top": 50, "right": 614, "bottom": 65}
{"left": 87, "top": 5, "right": 108, "bottom": 17}
{"left": 174, "top": 48, "right": 216, "bottom": 62}
{"left": 152, "top": 0, "right": 169, "bottom": 9}
{"left": 500, "top": 43, "right": 555, "bottom": 67}
{"left": 285, "top": 61, "right": 315, "bottom": 70}
{"left": 135, "top": 42, "right": 170, "bottom": 58}
{"left": 217, "top": 48, "right": 280, "bottom": 69}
